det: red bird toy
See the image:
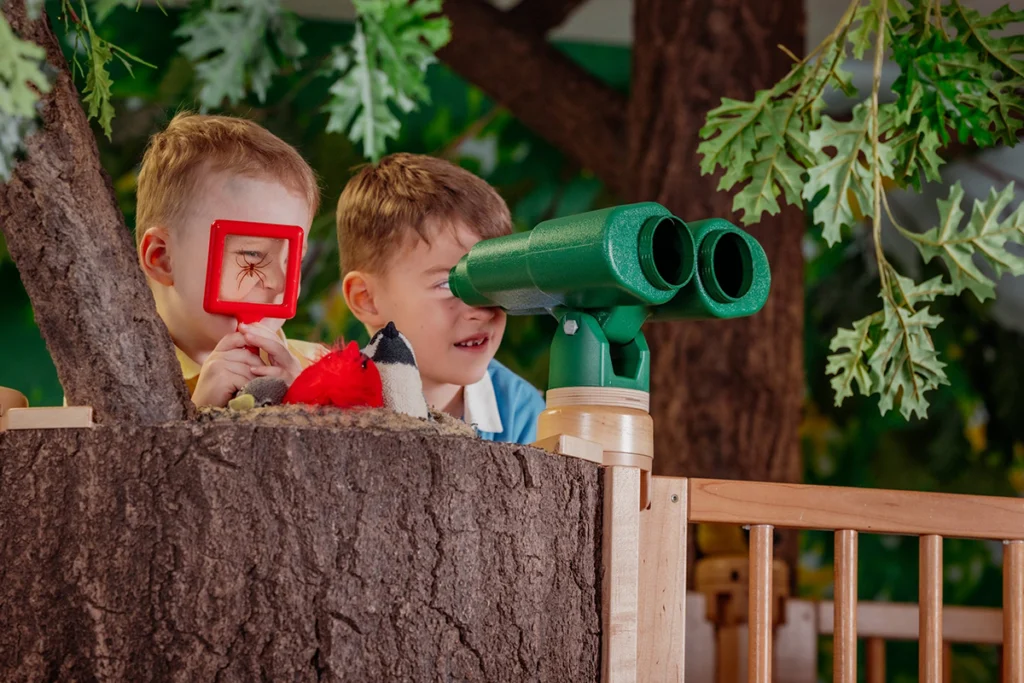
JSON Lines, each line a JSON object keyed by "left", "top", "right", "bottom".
{"left": 282, "top": 341, "right": 384, "bottom": 409}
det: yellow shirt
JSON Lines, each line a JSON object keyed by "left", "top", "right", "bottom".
{"left": 61, "top": 330, "right": 328, "bottom": 405}
{"left": 175, "top": 329, "right": 329, "bottom": 397}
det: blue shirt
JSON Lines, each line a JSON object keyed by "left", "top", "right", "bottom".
{"left": 463, "top": 359, "right": 546, "bottom": 444}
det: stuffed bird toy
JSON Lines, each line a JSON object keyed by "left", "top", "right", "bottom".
{"left": 362, "top": 322, "right": 429, "bottom": 419}
{"left": 281, "top": 341, "right": 384, "bottom": 409}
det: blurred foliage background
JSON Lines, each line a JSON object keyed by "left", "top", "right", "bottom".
{"left": 1, "top": 3, "right": 1021, "bottom": 680}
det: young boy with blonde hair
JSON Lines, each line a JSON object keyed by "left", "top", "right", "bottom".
{"left": 337, "top": 153, "right": 546, "bottom": 444}
{"left": 135, "top": 112, "right": 327, "bottom": 407}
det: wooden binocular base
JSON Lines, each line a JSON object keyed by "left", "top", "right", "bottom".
{"left": 532, "top": 386, "right": 654, "bottom": 509}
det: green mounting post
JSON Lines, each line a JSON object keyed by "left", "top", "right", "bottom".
{"left": 449, "top": 202, "right": 772, "bottom": 395}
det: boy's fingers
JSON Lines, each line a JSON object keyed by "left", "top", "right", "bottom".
{"left": 242, "top": 328, "right": 300, "bottom": 373}
{"left": 213, "top": 331, "right": 248, "bottom": 352}
{"left": 215, "top": 347, "right": 267, "bottom": 367}
{"left": 250, "top": 365, "right": 285, "bottom": 379}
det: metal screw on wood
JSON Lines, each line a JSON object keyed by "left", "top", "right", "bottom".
{"left": 670, "top": 494, "right": 679, "bottom": 503}
{"left": 563, "top": 319, "right": 579, "bottom": 335}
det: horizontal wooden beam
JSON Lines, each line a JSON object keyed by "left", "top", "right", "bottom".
{"left": 688, "top": 478, "right": 1024, "bottom": 540}
{"left": 817, "top": 600, "right": 1002, "bottom": 645}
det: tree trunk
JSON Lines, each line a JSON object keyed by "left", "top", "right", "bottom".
{"left": 628, "top": 0, "right": 806, "bottom": 574}
{"left": 0, "top": 0, "right": 191, "bottom": 423}
{"left": 0, "top": 422, "right": 602, "bottom": 682}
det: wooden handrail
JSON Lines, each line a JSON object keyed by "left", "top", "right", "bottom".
{"left": 688, "top": 478, "right": 1024, "bottom": 540}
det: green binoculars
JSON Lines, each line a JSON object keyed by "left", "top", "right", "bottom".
{"left": 448, "top": 202, "right": 770, "bottom": 393}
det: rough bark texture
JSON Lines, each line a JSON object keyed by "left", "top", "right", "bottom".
{"left": 629, "top": 0, "right": 806, "bottom": 576}
{"left": 0, "top": 0, "right": 192, "bottom": 423}
{"left": 0, "top": 423, "right": 602, "bottom": 682}
{"left": 438, "top": 0, "right": 628, "bottom": 196}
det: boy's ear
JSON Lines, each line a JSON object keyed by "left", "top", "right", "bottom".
{"left": 138, "top": 226, "right": 174, "bottom": 286}
{"left": 342, "top": 270, "right": 386, "bottom": 329}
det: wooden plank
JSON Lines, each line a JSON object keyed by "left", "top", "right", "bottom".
{"left": 638, "top": 476, "right": 688, "bottom": 683}
{"left": 0, "top": 406, "right": 93, "bottom": 431}
{"left": 748, "top": 525, "right": 773, "bottom": 683}
{"left": 773, "top": 598, "right": 818, "bottom": 683}
{"left": 834, "top": 530, "right": 858, "bottom": 683}
{"left": 1005, "top": 540, "right": 1024, "bottom": 683}
{"left": 601, "top": 466, "right": 640, "bottom": 683}
{"left": 817, "top": 601, "right": 1002, "bottom": 644}
{"left": 866, "top": 638, "right": 886, "bottom": 683}
{"left": 688, "top": 478, "right": 1024, "bottom": 541}
{"left": 683, "top": 592, "right": 716, "bottom": 683}
{"left": 944, "top": 642, "right": 953, "bottom": 683}
{"left": 920, "top": 535, "right": 943, "bottom": 682}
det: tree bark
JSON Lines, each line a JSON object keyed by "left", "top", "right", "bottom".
{"left": 0, "top": 423, "right": 602, "bottom": 682}
{"left": 437, "top": 0, "right": 629, "bottom": 196}
{"left": 629, "top": 0, "right": 806, "bottom": 574}
{"left": 0, "top": 0, "right": 191, "bottom": 423}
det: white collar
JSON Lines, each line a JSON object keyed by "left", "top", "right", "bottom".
{"left": 463, "top": 369, "right": 503, "bottom": 434}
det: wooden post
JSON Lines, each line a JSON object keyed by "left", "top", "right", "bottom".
{"left": 1005, "top": 540, "right": 1024, "bottom": 683}
{"left": 638, "top": 476, "right": 688, "bottom": 682}
{"left": 920, "top": 535, "right": 943, "bottom": 681}
{"left": 602, "top": 466, "right": 641, "bottom": 683}
{"left": 866, "top": 638, "right": 886, "bottom": 683}
{"left": 749, "top": 525, "right": 773, "bottom": 683}
{"left": 834, "top": 529, "right": 858, "bottom": 683}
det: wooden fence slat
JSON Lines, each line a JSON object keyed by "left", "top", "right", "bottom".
{"left": 866, "top": 638, "right": 886, "bottom": 683}
{"left": 834, "top": 529, "right": 858, "bottom": 683}
{"left": 749, "top": 525, "right": 773, "bottom": 683}
{"left": 920, "top": 535, "right": 943, "bottom": 682}
{"left": 1005, "top": 540, "right": 1024, "bottom": 683}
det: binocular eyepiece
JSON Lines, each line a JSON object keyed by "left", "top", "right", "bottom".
{"left": 448, "top": 202, "right": 770, "bottom": 323}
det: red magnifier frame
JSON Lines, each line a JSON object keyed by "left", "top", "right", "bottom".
{"left": 203, "top": 219, "right": 305, "bottom": 354}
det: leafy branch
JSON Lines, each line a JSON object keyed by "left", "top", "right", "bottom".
{"left": 323, "top": 0, "right": 451, "bottom": 161}
{"left": 175, "top": 0, "right": 306, "bottom": 111}
{"left": 700, "top": 0, "right": 1024, "bottom": 420}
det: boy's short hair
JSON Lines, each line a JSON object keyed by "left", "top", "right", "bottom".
{"left": 336, "top": 153, "right": 512, "bottom": 275}
{"left": 135, "top": 111, "right": 320, "bottom": 244}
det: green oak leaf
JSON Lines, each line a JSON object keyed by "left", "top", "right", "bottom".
{"left": 0, "top": 15, "right": 50, "bottom": 119}
{"left": 356, "top": 0, "right": 450, "bottom": 108}
{"left": 867, "top": 271, "right": 953, "bottom": 420}
{"left": 323, "top": 26, "right": 401, "bottom": 160}
{"left": 891, "top": 32, "right": 993, "bottom": 146}
{"left": 176, "top": 0, "right": 306, "bottom": 110}
{"left": 826, "top": 313, "right": 881, "bottom": 406}
{"left": 82, "top": 34, "right": 115, "bottom": 139}
{"left": 944, "top": 1, "right": 1024, "bottom": 81}
{"left": 697, "top": 90, "right": 771, "bottom": 184}
{"left": 879, "top": 103, "right": 944, "bottom": 192}
{"left": 803, "top": 105, "right": 895, "bottom": 245}
{"left": 848, "top": 0, "right": 883, "bottom": 60}
{"left": 907, "top": 181, "right": 1024, "bottom": 302}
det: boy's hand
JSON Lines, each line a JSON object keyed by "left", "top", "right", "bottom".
{"left": 191, "top": 332, "right": 261, "bottom": 407}
{"left": 239, "top": 322, "right": 304, "bottom": 386}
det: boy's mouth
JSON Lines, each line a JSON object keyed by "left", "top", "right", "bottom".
{"left": 454, "top": 333, "right": 489, "bottom": 350}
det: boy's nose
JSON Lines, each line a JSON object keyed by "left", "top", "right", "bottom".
{"left": 464, "top": 303, "right": 501, "bottom": 321}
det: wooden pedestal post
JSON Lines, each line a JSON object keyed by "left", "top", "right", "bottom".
{"left": 533, "top": 387, "right": 689, "bottom": 682}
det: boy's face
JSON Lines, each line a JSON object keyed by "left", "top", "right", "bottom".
{"left": 153, "top": 172, "right": 311, "bottom": 354}
{"left": 369, "top": 221, "right": 506, "bottom": 389}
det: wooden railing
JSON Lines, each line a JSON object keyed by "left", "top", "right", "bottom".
{"left": 685, "top": 478, "right": 1024, "bottom": 682}
{"left": 683, "top": 593, "right": 1005, "bottom": 682}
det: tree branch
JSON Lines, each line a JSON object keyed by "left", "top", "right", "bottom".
{"left": 0, "top": 0, "right": 193, "bottom": 423}
{"left": 506, "top": 0, "right": 590, "bottom": 34}
{"left": 436, "top": 0, "right": 628, "bottom": 196}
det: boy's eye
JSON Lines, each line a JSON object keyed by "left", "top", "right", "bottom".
{"left": 435, "top": 280, "right": 451, "bottom": 291}
{"left": 238, "top": 250, "right": 264, "bottom": 261}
